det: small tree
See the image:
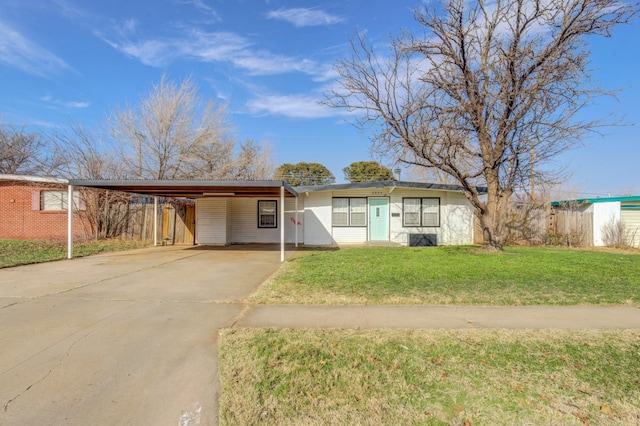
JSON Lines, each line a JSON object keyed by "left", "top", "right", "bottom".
{"left": 343, "top": 161, "right": 395, "bottom": 182}
{"left": 273, "top": 162, "right": 335, "bottom": 186}
{"left": 0, "top": 123, "right": 58, "bottom": 175}
{"left": 327, "top": 0, "right": 638, "bottom": 250}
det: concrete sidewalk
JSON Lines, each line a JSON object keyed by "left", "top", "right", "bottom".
{"left": 235, "top": 305, "right": 640, "bottom": 330}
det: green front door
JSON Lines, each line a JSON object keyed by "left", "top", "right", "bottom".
{"left": 369, "top": 198, "right": 389, "bottom": 241}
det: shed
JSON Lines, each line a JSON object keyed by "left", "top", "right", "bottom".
{"left": 551, "top": 196, "right": 640, "bottom": 247}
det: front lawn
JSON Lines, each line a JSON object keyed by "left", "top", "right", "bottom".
{"left": 0, "top": 238, "right": 150, "bottom": 268}
{"left": 250, "top": 246, "right": 640, "bottom": 305}
{"left": 220, "top": 328, "right": 640, "bottom": 425}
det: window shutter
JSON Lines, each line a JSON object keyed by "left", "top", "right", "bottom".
{"left": 31, "top": 191, "right": 41, "bottom": 210}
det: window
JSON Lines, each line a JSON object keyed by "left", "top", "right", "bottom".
{"left": 40, "top": 190, "right": 82, "bottom": 211}
{"left": 403, "top": 198, "right": 440, "bottom": 227}
{"left": 258, "top": 200, "right": 277, "bottom": 228}
{"left": 332, "top": 198, "right": 367, "bottom": 227}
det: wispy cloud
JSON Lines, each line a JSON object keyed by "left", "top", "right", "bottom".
{"left": 247, "top": 93, "right": 339, "bottom": 119}
{"left": 103, "top": 28, "right": 334, "bottom": 79}
{"left": 267, "top": 8, "right": 345, "bottom": 27}
{"left": 102, "top": 30, "right": 251, "bottom": 67}
{"left": 0, "top": 19, "right": 70, "bottom": 77}
{"left": 173, "top": 0, "right": 220, "bottom": 21}
{"left": 41, "top": 95, "right": 90, "bottom": 109}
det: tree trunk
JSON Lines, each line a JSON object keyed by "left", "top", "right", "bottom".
{"left": 479, "top": 176, "right": 512, "bottom": 251}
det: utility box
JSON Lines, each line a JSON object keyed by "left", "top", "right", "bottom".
{"left": 408, "top": 233, "right": 437, "bottom": 247}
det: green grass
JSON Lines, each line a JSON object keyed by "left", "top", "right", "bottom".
{"left": 250, "top": 246, "right": 640, "bottom": 305}
{"left": 220, "top": 328, "right": 640, "bottom": 425}
{"left": 0, "top": 238, "right": 150, "bottom": 268}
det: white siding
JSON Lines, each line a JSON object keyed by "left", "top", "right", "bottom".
{"left": 302, "top": 187, "right": 475, "bottom": 246}
{"left": 196, "top": 198, "right": 229, "bottom": 245}
{"left": 389, "top": 189, "right": 474, "bottom": 245}
{"left": 621, "top": 208, "right": 640, "bottom": 248}
{"left": 593, "top": 202, "right": 621, "bottom": 246}
{"left": 303, "top": 192, "right": 334, "bottom": 245}
{"left": 229, "top": 197, "right": 303, "bottom": 244}
{"left": 333, "top": 227, "right": 368, "bottom": 244}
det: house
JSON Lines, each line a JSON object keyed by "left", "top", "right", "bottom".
{"left": 0, "top": 174, "right": 89, "bottom": 240}
{"left": 0, "top": 178, "right": 480, "bottom": 260}
{"left": 296, "top": 181, "right": 477, "bottom": 246}
{"left": 551, "top": 196, "right": 640, "bottom": 247}
{"left": 70, "top": 180, "right": 478, "bottom": 250}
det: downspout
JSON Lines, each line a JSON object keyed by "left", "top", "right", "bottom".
{"left": 280, "top": 185, "right": 285, "bottom": 262}
{"left": 67, "top": 184, "right": 74, "bottom": 259}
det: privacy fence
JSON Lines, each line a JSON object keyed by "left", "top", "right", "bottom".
{"left": 475, "top": 201, "right": 595, "bottom": 247}
{"left": 76, "top": 189, "right": 195, "bottom": 245}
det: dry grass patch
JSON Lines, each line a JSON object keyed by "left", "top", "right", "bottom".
{"left": 219, "top": 328, "right": 640, "bottom": 425}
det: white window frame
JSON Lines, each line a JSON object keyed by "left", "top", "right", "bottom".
{"left": 258, "top": 200, "right": 277, "bottom": 228}
{"left": 41, "top": 190, "right": 82, "bottom": 211}
{"left": 403, "top": 197, "right": 440, "bottom": 227}
{"left": 332, "top": 197, "right": 367, "bottom": 227}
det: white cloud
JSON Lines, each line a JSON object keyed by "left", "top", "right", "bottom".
{"left": 267, "top": 8, "right": 344, "bottom": 27}
{"left": 247, "top": 93, "right": 339, "bottom": 119}
{"left": 0, "top": 19, "right": 70, "bottom": 77}
{"left": 102, "top": 30, "right": 251, "bottom": 67}
{"left": 103, "top": 29, "right": 334, "bottom": 80}
{"left": 173, "top": 0, "right": 220, "bottom": 20}
{"left": 41, "top": 95, "right": 90, "bottom": 108}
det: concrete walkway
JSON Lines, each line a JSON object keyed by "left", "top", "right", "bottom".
{"left": 235, "top": 305, "right": 640, "bottom": 330}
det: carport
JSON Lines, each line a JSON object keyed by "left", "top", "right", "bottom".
{"left": 66, "top": 180, "right": 299, "bottom": 261}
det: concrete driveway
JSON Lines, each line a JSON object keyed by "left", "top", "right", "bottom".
{"left": 0, "top": 245, "right": 286, "bottom": 426}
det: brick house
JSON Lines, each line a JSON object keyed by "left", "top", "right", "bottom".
{"left": 0, "top": 174, "right": 90, "bottom": 240}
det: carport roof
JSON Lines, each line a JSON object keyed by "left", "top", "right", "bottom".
{"left": 68, "top": 179, "right": 298, "bottom": 198}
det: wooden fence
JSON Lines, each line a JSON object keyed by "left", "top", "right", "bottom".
{"left": 475, "top": 202, "right": 594, "bottom": 247}
{"left": 82, "top": 198, "right": 195, "bottom": 245}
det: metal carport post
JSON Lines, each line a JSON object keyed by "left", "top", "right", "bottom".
{"left": 67, "top": 184, "right": 74, "bottom": 259}
{"left": 280, "top": 185, "right": 285, "bottom": 262}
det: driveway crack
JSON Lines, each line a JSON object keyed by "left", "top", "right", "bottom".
{"left": 3, "top": 330, "right": 94, "bottom": 413}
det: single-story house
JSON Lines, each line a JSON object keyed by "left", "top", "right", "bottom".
{"left": 2, "top": 176, "right": 482, "bottom": 260}
{"left": 0, "top": 174, "right": 89, "bottom": 240}
{"left": 551, "top": 195, "right": 640, "bottom": 247}
{"left": 69, "top": 180, "right": 480, "bottom": 255}
{"left": 296, "top": 181, "right": 477, "bottom": 246}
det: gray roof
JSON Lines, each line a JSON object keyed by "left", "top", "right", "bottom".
{"left": 68, "top": 179, "right": 298, "bottom": 197}
{"left": 295, "top": 180, "right": 486, "bottom": 194}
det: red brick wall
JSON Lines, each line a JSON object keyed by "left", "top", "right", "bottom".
{"left": 0, "top": 182, "right": 91, "bottom": 240}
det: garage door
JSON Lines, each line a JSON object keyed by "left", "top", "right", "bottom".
{"left": 621, "top": 207, "right": 640, "bottom": 248}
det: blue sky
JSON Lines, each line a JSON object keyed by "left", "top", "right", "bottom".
{"left": 0, "top": 0, "right": 638, "bottom": 196}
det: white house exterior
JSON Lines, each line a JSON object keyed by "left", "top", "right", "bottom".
{"left": 296, "top": 181, "right": 476, "bottom": 246}
{"left": 195, "top": 196, "right": 302, "bottom": 245}
{"left": 185, "top": 181, "right": 476, "bottom": 246}
{"left": 68, "top": 180, "right": 479, "bottom": 258}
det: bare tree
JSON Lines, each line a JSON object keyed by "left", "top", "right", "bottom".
{"left": 0, "top": 123, "right": 58, "bottom": 175}
{"left": 229, "top": 139, "right": 274, "bottom": 180}
{"left": 327, "top": 0, "right": 637, "bottom": 250}
{"left": 53, "top": 123, "right": 124, "bottom": 180}
{"left": 108, "top": 74, "right": 238, "bottom": 180}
